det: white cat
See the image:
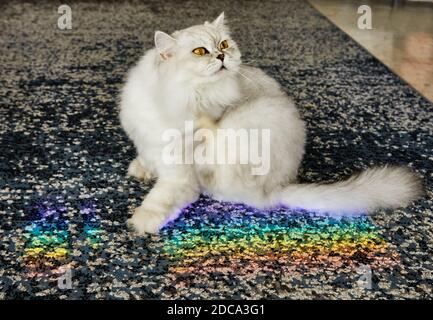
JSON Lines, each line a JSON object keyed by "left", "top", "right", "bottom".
{"left": 120, "top": 13, "right": 422, "bottom": 235}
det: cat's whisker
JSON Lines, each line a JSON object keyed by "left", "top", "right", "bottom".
{"left": 240, "top": 67, "right": 277, "bottom": 86}
{"left": 234, "top": 69, "right": 261, "bottom": 89}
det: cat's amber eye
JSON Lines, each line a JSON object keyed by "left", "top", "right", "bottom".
{"left": 220, "top": 40, "right": 229, "bottom": 50}
{"left": 192, "top": 47, "right": 209, "bottom": 56}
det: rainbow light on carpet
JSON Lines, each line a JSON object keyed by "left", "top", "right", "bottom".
{"left": 80, "top": 201, "right": 103, "bottom": 249}
{"left": 22, "top": 198, "right": 103, "bottom": 278}
{"left": 162, "top": 196, "right": 399, "bottom": 275}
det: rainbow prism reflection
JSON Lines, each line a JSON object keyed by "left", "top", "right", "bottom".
{"left": 162, "top": 196, "right": 399, "bottom": 275}
{"left": 22, "top": 198, "right": 102, "bottom": 278}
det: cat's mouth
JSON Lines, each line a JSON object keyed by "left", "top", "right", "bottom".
{"left": 216, "top": 65, "right": 227, "bottom": 74}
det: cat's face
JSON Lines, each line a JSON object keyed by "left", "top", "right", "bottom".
{"left": 155, "top": 13, "right": 241, "bottom": 84}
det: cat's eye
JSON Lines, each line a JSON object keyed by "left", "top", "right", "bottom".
{"left": 192, "top": 47, "right": 209, "bottom": 56}
{"left": 220, "top": 40, "right": 229, "bottom": 50}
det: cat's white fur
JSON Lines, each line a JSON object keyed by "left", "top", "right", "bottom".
{"left": 120, "top": 13, "right": 422, "bottom": 235}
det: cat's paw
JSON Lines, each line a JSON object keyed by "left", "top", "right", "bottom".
{"left": 127, "top": 206, "right": 165, "bottom": 235}
{"left": 197, "top": 114, "right": 218, "bottom": 130}
{"left": 127, "top": 158, "right": 154, "bottom": 182}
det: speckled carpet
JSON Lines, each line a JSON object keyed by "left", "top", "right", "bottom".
{"left": 0, "top": 0, "right": 432, "bottom": 299}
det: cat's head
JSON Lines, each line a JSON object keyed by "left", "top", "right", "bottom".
{"left": 154, "top": 12, "right": 241, "bottom": 84}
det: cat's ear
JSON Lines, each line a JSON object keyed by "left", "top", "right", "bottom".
{"left": 154, "top": 31, "right": 177, "bottom": 60}
{"left": 211, "top": 12, "right": 225, "bottom": 29}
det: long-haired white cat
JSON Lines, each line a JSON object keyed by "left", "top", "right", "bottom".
{"left": 120, "top": 13, "right": 422, "bottom": 235}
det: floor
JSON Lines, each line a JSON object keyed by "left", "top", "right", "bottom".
{"left": 0, "top": 0, "right": 432, "bottom": 299}
{"left": 309, "top": 0, "right": 433, "bottom": 102}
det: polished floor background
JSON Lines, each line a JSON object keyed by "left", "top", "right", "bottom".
{"left": 309, "top": 0, "right": 433, "bottom": 102}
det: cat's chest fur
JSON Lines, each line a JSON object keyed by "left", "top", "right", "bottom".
{"left": 190, "top": 75, "right": 242, "bottom": 121}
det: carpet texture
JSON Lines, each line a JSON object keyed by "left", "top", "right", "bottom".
{"left": 0, "top": 0, "right": 432, "bottom": 299}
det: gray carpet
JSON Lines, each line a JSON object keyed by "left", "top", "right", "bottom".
{"left": 0, "top": 0, "right": 432, "bottom": 299}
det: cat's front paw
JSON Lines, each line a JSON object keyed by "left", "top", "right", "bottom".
{"left": 127, "top": 206, "right": 165, "bottom": 235}
{"left": 127, "top": 158, "right": 154, "bottom": 182}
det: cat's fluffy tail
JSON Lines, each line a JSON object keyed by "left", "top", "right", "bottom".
{"left": 271, "top": 166, "right": 423, "bottom": 215}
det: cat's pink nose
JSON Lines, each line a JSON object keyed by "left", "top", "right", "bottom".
{"left": 217, "top": 53, "right": 225, "bottom": 61}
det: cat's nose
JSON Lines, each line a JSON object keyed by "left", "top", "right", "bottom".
{"left": 217, "top": 53, "right": 225, "bottom": 61}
